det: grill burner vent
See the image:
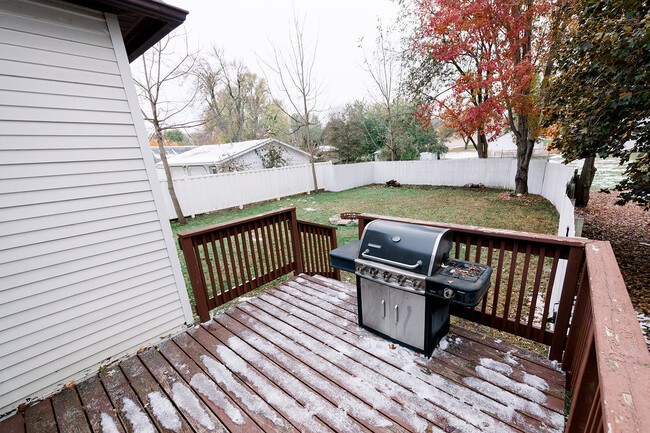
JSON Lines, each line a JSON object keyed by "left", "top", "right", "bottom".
{"left": 330, "top": 219, "right": 492, "bottom": 356}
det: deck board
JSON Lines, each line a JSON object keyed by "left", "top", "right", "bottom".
{"left": 1, "top": 275, "right": 566, "bottom": 433}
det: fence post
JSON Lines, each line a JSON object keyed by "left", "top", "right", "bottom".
{"left": 289, "top": 208, "right": 304, "bottom": 275}
{"left": 549, "top": 246, "right": 585, "bottom": 361}
{"left": 178, "top": 236, "right": 210, "bottom": 323}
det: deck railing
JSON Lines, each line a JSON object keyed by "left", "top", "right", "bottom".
{"left": 178, "top": 207, "right": 338, "bottom": 322}
{"left": 358, "top": 214, "right": 650, "bottom": 433}
{"left": 562, "top": 241, "right": 650, "bottom": 433}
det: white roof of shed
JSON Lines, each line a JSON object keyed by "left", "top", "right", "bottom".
{"left": 163, "top": 138, "right": 310, "bottom": 167}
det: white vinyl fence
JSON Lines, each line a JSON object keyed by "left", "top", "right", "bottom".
{"left": 160, "top": 158, "right": 576, "bottom": 236}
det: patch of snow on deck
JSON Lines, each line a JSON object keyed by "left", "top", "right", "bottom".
{"left": 438, "top": 335, "right": 449, "bottom": 350}
{"left": 221, "top": 336, "right": 366, "bottom": 433}
{"left": 232, "top": 327, "right": 393, "bottom": 429}
{"left": 100, "top": 413, "right": 120, "bottom": 433}
{"left": 200, "top": 355, "right": 284, "bottom": 427}
{"left": 121, "top": 397, "right": 155, "bottom": 433}
{"left": 147, "top": 391, "right": 181, "bottom": 431}
{"left": 523, "top": 372, "right": 550, "bottom": 391}
{"left": 239, "top": 300, "right": 518, "bottom": 433}
{"left": 463, "top": 377, "right": 564, "bottom": 432}
{"left": 171, "top": 382, "right": 215, "bottom": 430}
{"left": 475, "top": 366, "right": 547, "bottom": 404}
{"left": 503, "top": 351, "right": 520, "bottom": 365}
{"left": 190, "top": 373, "right": 244, "bottom": 425}
{"left": 480, "top": 358, "right": 513, "bottom": 375}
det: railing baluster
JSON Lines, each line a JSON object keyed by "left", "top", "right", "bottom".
{"left": 501, "top": 242, "right": 519, "bottom": 331}
{"left": 201, "top": 236, "right": 217, "bottom": 308}
{"left": 218, "top": 229, "right": 235, "bottom": 301}
{"left": 464, "top": 234, "right": 471, "bottom": 261}
{"left": 539, "top": 247, "right": 562, "bottom": 342}
{"left": 525, "top": 245, "right": 546, "bottom": 339}
{"left": 236, "top": 224, "right": 252, "bottom": 293}
{"left": 490, "top": 240, "right": 506, "bottom": 328}
{"left": 232, "top": 226, "right": 251, "bottom": 296}
{"left": 210, "top": 233, "right": 226, "bottom": 307}
{"left": 514, "top": 243, "right": 532, "bottom": 334}
{"left": 479, "top": 238, "right": 493, "bottom": 322}
{"left": 245, "top": 222, "right": 259, "bottom": 283}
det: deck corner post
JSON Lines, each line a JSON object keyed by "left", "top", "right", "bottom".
{"left": 178, "top": 235, "right": 210, "bottom": 323}
{"left": 289, "top": 208, "right": 304, "bottom": 275}
{"left": 549, "top": 246, "right": 585, "bottom": 361}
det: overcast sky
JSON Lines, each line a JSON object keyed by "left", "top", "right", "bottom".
{"left": 161, "top": 0, "right": 404, "bottom": 118}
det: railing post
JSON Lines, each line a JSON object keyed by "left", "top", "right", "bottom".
{"left": 178, "top": 236, "right": 210, "bottom": 323}
{"left": 549, "top": 246, "right": 585, "bottom": 361}
{"left": 329, "top": 226, "right": 341, "bottom": 280}
{"left": 289, "top": 208, "right": 304, "bottom": 275}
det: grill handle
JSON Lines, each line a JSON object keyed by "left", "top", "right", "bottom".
{"left": 361, "top": 249, "right": 423, "bottom": 270}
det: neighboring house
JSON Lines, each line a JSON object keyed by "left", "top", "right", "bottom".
{"left": 150, "top": 145, "right": 198, "bottom": 164}
{"left": 158, "top": 138, "right": 312, "bottom": 178}
{"left": 0, "top": 0, "right": 193, "bottom": 416}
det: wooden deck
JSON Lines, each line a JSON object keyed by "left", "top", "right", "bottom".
{"left": 0, "top": 275, "right": 566, "bottom": 433}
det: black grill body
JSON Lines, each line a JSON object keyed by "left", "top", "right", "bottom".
{"left": 329, "top": 220, "right": 492, "bottom": 356}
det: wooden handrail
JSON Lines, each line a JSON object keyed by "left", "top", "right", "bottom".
{"left": 178, "top": 207, "right": 338, "bottom": 322}
{"left": 564, "top": 241, "right": 650, "bottom": 433}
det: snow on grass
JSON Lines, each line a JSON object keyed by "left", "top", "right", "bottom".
{"left": 200, "top": 355, "right": 284, "bottom": 428}
{"left": 171, "top": 382, "right": 215, "bottom": 430}
{"left": 190, "top": 373, "right": 244, "bottom": 425}
{"left": 475, "top": 366, "right": 547, "bottom": 404}
{"left": 523, "top": 373, "right": 550, "bottom": 391}
{"left": 121, "top": 397, "right": 155, "bottom": 433}
{"left": 220, "top": 335, "right": 367, "bottom": 433}
{"left": 99, "top": 413, "right": 120, "bottom": 433}
{"left": 212, "top": 344, "right": 331, "bottom": 433}
{"left": 147, "top": 391, "right": 181, "bottom": 432}
{"left": 479, "top": 358, "right": 513, "bottom": 375}
{"left": 231, "top": 326, "right": 393, "bottom": 429}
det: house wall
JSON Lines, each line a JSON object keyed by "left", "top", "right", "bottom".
{"left": 0, "top": 0, "right": 193, "bottom": 416}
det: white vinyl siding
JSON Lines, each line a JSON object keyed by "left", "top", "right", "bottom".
{"left": 0, "top": 0, "right": 192, "bottom": 415}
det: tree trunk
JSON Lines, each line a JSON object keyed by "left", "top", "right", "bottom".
{"left": 476, "top": 132, "right": 489, "bottom": 158}
{"left": 575, "top": 156, "right": 596, "bottom": 207}
{"left": 303, "top": 108, "right": 319, "bottom": 194}
{"left": 157, "top": 130, "right": 187, "bottom": 225}
{"left": 514, "top": 135, "right": 535, "bottom": 195}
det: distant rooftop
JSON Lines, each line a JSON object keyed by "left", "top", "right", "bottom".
{"left": 162, "top": 139, "right": 309, "bottom": 167}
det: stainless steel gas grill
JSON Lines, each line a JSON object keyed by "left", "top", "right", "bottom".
{"left": 330, "top": 219, "right": 493, "bottom": 356}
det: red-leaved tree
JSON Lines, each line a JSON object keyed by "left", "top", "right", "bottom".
{"left": 412, "top": 0, "right": 555, "bottom": 193}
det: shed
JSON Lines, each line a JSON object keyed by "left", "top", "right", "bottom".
{"left": 160, "top": 138, "right": 312, "bottom": 178}
{"left": 0, "top": 0, "right": 192, "bottom": 416}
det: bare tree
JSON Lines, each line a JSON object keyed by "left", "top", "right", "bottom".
{"left": 260, "top": 15, "right": 323, "bottom": 193}
{"left": 134, "top": 30, "right": 205, "bottom": 225}
{"left": 363, "top": 25, "right": 401, "bottom": 161}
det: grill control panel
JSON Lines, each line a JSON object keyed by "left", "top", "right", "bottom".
{"left": 355, "top": 259, "right": 426, "bottom": 294}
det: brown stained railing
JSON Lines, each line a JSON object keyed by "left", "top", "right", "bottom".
{"left": 298, "top": 220, "right": 340, "bottom": 280}
{"left": 563, "top": 241, "right": 650, "bottom": 433}
{"left": 358, "top": 213, "right": 586, "bottom": 360}
{"left": 178, "top": 207, "right": 337, "bottom": 322}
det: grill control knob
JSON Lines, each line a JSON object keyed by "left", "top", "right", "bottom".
{"left": 412, "top": 279, "right": 422, "bottom": 290}
{"left": 397, "top": 275, "right": 407, "bottom": 285}
{"left": 369, "top": 268, "right": 378, "bottom": 277}
{"left": 356, "top": 264, "right": 366, "bottom": 273}
{"left": 382, "top": 271, "right": 391, "bottom": 281}
{"left": 443, "top": 288, "right": 454, "bottom": 299}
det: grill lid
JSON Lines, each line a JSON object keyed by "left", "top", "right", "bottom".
{"left": 359, "top": 220, "right": 452, "bottom": 275}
